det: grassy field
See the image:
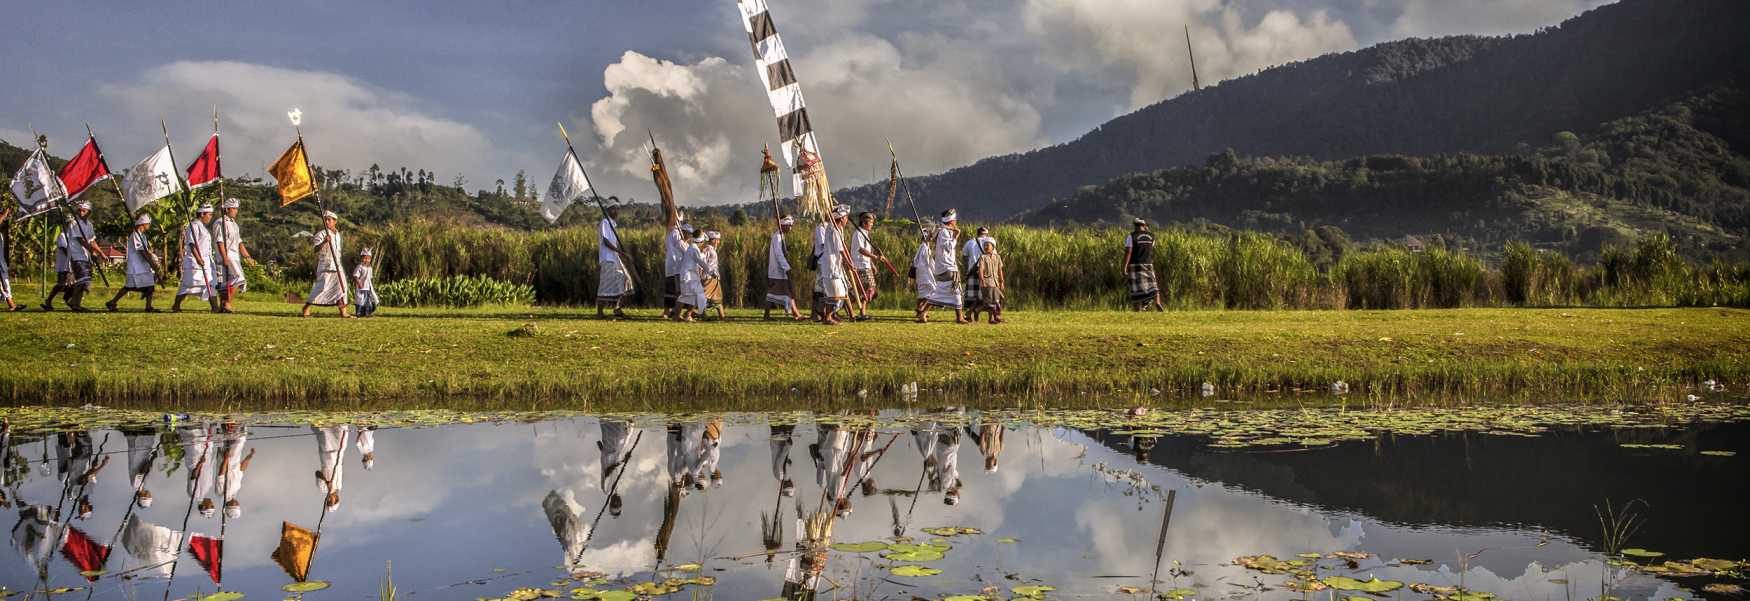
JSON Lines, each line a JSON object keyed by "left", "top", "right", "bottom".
{"left": 1, "top": 283, "right": 1746, "bottom": 410}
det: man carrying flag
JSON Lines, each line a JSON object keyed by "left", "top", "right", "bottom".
{"left": 105, "top": 214, "right": 163, "bottom": 312}
{"left": 212, "top": 199, "right": 251, "bottom": 313}
{"left": 173, "top": 204, "right": 218, "bottom": 313}
{"left": 302, "top": 211, "right": 350, "bottom": 318}
{"left": 45, "top": 201, "right": 102, "bottom": 312}
{"left": 596, "top": 204, "right": 633, "bottom": 318}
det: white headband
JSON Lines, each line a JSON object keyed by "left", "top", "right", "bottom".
{"left": 778, "top": 216, "right": 795, "bottom": 226}
{"left": 196, "top": 204, "right": 214, "bottom": 214}
{"left": 222, "top": 198, "right": 240, "bottom": 209}
{"left": 940, "top": 210, "right": 957, "bottom": 224}
{"left": 134, "top": 214, "right": 152, "bottom": 226}
{"left": 321, "top": 210, "right": 338, "bottom": 220}
{"left": 705, "top": 231, "right": 721, "bottom": 241}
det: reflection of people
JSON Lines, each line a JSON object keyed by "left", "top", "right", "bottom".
{"left": 181, "top": 423, "right": 218, "bottom": 517}
{"left": 666, "top": 423, "right": 701, "bottom": 492}
{"left": 967, "top": 420, "right": 1005, "bottom": 473}
{"left": 770, "top": 425, "right": 795, "bottom": 497}
{"left": 313, "top": 425, "right": 351, "bottom": 512}
{"left": 218, "top": 423, "right": 254, "bottom": 519}
{"left": 543, "top": 489, "right": 590, "bottom": 572}
{"left": 356, "top": 425, "right": 377, "bottom": 470}
{"left": 123, "top": 427, "right": 158, "bottom": 507}
{"left": 598, "top": 419, "right": 634, "bottom": 516}
{"left": 936, "top": 426, "right": 963, "bottom": 506}
{"left": 699, "top": 418, "right": 724, "bottom": 488}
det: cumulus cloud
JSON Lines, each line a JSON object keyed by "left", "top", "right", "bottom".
{"left": 1386, "top": 0, "right": 1613, "bottom": 39}
{"left": 100, "top": 61, "right": 498, "bottom": 184}
{"left": 1023, "top": 0, "right": 1358, "bottom": 110}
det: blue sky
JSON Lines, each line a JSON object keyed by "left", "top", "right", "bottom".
{"left": 2, "top": 0, "right": 1606, "bottom": 205}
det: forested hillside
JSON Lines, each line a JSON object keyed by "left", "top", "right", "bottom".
{"left": 834, "top": 0, "right": 1750, "bottom": 221}
{"left": 1021, "top": 87, "right": 1750, "bottom": 260}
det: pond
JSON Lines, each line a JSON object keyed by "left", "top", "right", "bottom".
{"left": 1, "top": 405, "right": 1746, "bottom": 600}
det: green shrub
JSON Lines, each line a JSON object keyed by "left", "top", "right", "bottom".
{"left": 377, "top": 275, "right": 535, "bottom": 308}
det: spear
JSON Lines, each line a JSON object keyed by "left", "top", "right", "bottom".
{"left": 557, "top": 122, "right": 642, "bottom": 286}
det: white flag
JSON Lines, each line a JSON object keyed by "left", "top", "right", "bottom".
{"left": 9, "top": 148, "right": 67, "bottom": 217}
{"left": 120, "top": 145, "right": 185, "bottom": 212}
{"left": 542, "top": 152, "right": 591, "bottom": 224}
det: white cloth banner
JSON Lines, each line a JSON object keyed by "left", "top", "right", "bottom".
{"left": 121, "top": 145, "right": 185, "bottom": 213}
{"left": 542, "top": 152, "right": 592, "bottom": 223}
{"left": 9, "top": 148, "right": 67, "bottom": 217}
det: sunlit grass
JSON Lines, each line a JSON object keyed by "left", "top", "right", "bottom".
{"left": 1, "top": 281, "right": 1745, "bottom": 409}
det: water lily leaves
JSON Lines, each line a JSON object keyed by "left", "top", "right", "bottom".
{"left": 831, "top": 541, "right": 890, "bottom": 553}
{"left": 890, "top": 565, "right": 943, "bottom": 577}
{"left": 630, "top": 582, "right": 677, "bottom": 596}
{"left": 80, "top": 569, "right": 107, "bottom": 577}
{"left": 996, "top": 537, "right": 1019, "bottom": 544}
{"left": 1329, "top": 551, "right": 1371, "bottom": 561}
{"left": 1297, "top": 552, "right": 1324, "bottom": 559}
{"left": 1621, "top": 548, "right": 1663, "bottom": 558}
{"left": 1619, "top": 443, "right": 1682, "bottom": 450}
{"left": 942, "top": 595, "right": 989, "bottom": 601}
{"left": 670, "top": 563, "right": 702, "bottom": 572}
{"left": 1703, "top": 584, "right": 1746, "bottom": 595}
{"left": 282, "top": 582, "right": 331, "bottom": 593}
{"left": 1321, "top": 577, "right": 1404, "bottom": 593}
{"left": 46, "top": 589, "right": 83, "bottom": 595}
{"left": 1690, "top": 558, "right": 1742, "bottom": 571}
{"left": 923, "top": 526, "right": 983, "bottom": 537}
{"left": 568, "top": 588, "right": 598, "bottom": 600}
{"left": 883, "top": 545, "right": 948, "bottom": 562}
{"left": 1158, "top": 588, "right": 1197, "bottom": 600}
{"left": 1235, "top": 555, "right": 1300, "bottom": 574}
{"left": 590, "top": 592, "right": 635, "bottom": 601}
{"left": 197, "top": 593, "right": 246, "bottom": 601}
{"left": 501, "top": 588, "right": 561, "bottom": 600}
{"left": 1699, "top": 450, "right": 1736, "bottom": 457}
{"left": 1285, "top": 580, "right": 1329, "bottom": 593}
{"left": 1012, "top": 585, "right": 1056, "bottom": 598}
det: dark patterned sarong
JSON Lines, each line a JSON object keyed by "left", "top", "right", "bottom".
{"left": 963, "top": 262, "right": 983, "bottom": 308}
{"left": 663, "top": 275, "right": 679, "bottom": 305}
{"left": 1127, "top": 263, "right": 1159, "bottom": 301}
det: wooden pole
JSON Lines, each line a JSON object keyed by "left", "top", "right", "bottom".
{"left": 212, "top": 107, "right": 234, "bottom": 295}
{"left": 161, "top": 119, "right": 212, "bottom": 292}
{"left": 1149, "top": 488, "right": 1178, "bottom": 592}
{"left": 88, "top": 125, "right": 138, "bottom": 289}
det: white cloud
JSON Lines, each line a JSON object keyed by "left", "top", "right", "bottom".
{"left": 1386, "top": 0, "right": 1612, "bottom": 39}
{"left": 1023, "top": 0, "right": 1358, "bottom": 110}
{"left": 99, "top": 61, "right": 498, "bottom": 185}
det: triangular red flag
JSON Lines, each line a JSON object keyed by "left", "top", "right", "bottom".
{"left": 186, "top": 133, "right": 222, "bottom": 190}
{"left": 59, "top": 527, "right": 111, "bottom": 581}
{"left": 190, "top": 534, "right": 224, "bottom": 583}
{"left": 58, "top": 137, "right": 113, "bottom": 201}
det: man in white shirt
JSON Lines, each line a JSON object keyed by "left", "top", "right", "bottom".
{"left": 918, "top": 209, "right": 967, "bottom": 324}
{"left": 212, "top": 198, "right": 252, "bottom": 313}
{"left": 765, "top": 215, "right": 803, "bottom": 320}
{"left": 302, "top": 211, "right": 350, "bottom": 318}
{"left": 660, "top": 214, "right": 688, "bottom": 319}
{"left": 595, "top": 205, "right": 634, "bottom": 319}
{"left": 45, "top": 201, "right": 103, "bottom": 312}
{"left": 849, "top": 212, "right": 887, "bottom": 322}
{"left": 172, "top": 204, "right": 220, "bottom": 313}
{"left": 811, "top": 207, "right": 852, "bottom": 325}
{"left": 106, "top": 213, "right": 163, "bottom": 312}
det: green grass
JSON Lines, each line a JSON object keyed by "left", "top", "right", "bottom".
{"left": 1, "top": 284, "right": 1746, "bottom": 410}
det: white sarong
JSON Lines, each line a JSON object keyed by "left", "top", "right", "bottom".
{"left": 597, "top": 259, "right": 632, "bottom": 301}
{"left": 178, "top": 223, "right": 214, "bottom": 299}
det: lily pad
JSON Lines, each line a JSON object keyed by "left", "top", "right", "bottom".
{"left": 670, "top": 563, "right": 702, "bottom": 572}
{"left": 922, "top": 526, "right": 984, "bottom": 537}
{"left": 890, "top": 565, "right": 943, "bottom": 577}
{"left": 1691, "top": 558, "right": 1741, "bottom": 571}
{"left": 1321, "top": 576, "right": 1404, "bottom": 593}
{"left": 831, "top": 541, "right": 890, "bottom": 553}
{"left": 1012, "top": 585, "right": 1056, "bottom": 598}
{"left": 1699, "top": 450, "right": 1736, "bottom": 457}
{"left": 996, "top": 537, "right": 1019, "bottom": 544}
{"left": 883, "top": 543, "right": 948, "bottom": 562}
{"left": 1158, "top": 588, "right": 1196, "bottom": 600}
{"left": 592, "top": 592, "right": 635, "bottom": 601}
{"left": 198, "top": 593, "right": 246, "bottom": 601}
{"left": 1621, "top": 548, "right": 1664, "bottom": 558}
{"left": 1297, "top": 552, "right": 1324, "bottom": 559}
{"left": 282, "top": 582, "right": 331, "bottom": 593}
{"left": 943, "top": 596, "right": 989, "bottom": 601}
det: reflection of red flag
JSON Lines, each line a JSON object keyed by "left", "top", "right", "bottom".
{"left": 186, "top": 134, "right": 222, "bottom": 190}
{"left": 60, "top": 527, "right": 111, "bottom": 581}
{"left": 58, "top": 137, "right": 114, "bottom": 200}
{"left": 189, "top": 534, "right": 223, "bottom": 583}
{"left": 271, "top": 521, "right": 318, "bottom": 582}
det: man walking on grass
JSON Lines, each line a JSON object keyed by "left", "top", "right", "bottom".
{"left": 173, "top": 204, "right": 219, "bottom": 313}
{"left": 918, "top": 209, "right": 967, "bottom": 324}
{"left": 301, "top": 211, "right": 350, "bottom": 318}
{"left": 212, "top": 198, "right": 252, "bottom": 313}
{"left": 849, "top": 212, "right": 885, "bottom": 322}
{"left": 595, "top": 204, "right": 634, "bottom": 319}
{"left": 661, "top": 214, "right": 687, "bottom": 319}
{"left": 765, "top": 215, "right": 803, "bottom": 320}
{"left": 44, "top": 201, "right": 102, "bottom": 312}
{"left": 106, "top": 214, "right": 162, "bottom": 312}
{"left": 811, "top": 207, "right": 851, "bottom": 325}
{"left": 1122, "top": 218, "right": 1165, "bottom": 312}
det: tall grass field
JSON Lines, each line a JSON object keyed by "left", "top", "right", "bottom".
{"left": 365, "top": 220, "right": 1750, "bottom": 310}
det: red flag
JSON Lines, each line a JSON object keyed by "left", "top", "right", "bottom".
{"left": 58, "top": 137, "right": 113, "bottom": 200}
{"left": 186, "top": 133, "right": 222, "bottom": 190}
{"left": 189, "top": 534, "right": 224, "bottom": 583}
{"left": 59, "top": 527, "right": 111, "bottom": 581}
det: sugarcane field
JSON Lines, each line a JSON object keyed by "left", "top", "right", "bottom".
{"left": 3, "top": 1, "right": 1750, "bottom": 600}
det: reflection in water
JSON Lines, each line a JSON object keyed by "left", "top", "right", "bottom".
{"left": 0, "top": 413, "right": 1743, "bottom": 600}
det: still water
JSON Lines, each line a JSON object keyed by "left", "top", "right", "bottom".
{"left": 2, "top": 409, "right": 1746, "bottom": 600}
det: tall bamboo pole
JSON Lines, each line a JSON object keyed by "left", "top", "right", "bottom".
{"left": 162, "top": 120, "right": 209, "bottom": 291}
{"left": 557, "top": 123, "right": 641, "bottom": 286}
{"left": 294, "top": 116, "right": 350, "bottom": 303}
